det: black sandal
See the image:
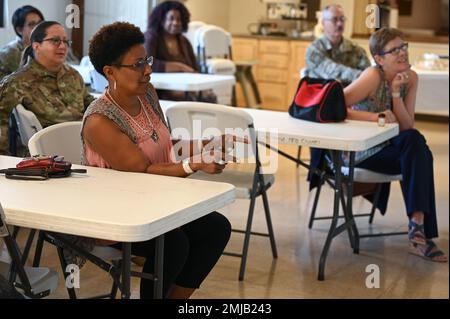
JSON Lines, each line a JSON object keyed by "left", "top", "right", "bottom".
{"left": 410, "top": 240, "right": 448, "bottom": 263}
{"left": 408, "top": 220, "right": 427, "bottom": 245}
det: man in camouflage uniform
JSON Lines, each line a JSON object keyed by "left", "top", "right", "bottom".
{"left": 0, "top": 58, "right": 95, "bottom": 154}
{"left": 305, "top": 4, "right": 371, "bottom": 87}
{"left": 0, "top": 6, "right": 44, "bottom": 80}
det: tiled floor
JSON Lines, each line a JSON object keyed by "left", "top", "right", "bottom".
{"left": 4, "top": 120, "right": 448, "bottom": 299}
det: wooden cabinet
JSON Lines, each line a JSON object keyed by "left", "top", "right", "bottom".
{"left": 257, "top": 39, "right": 290, "bottom": 110}
{"left": 232, "top": 36, "right": 311, "bottom": 111}
{"left": 288, "top": 42, "right": 309, "bottom": 105}
{"left": 232, "top": 38, "right": 259, "bottom": 107}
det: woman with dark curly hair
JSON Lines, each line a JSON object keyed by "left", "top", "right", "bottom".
{"left": 82, "top": 21, "right": 235, "bottom": 299}
{"left": 144, "top": 1, "right": 216, "bottom": 102}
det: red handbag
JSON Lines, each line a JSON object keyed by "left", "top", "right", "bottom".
{"left": 0, "top": 155, "right": 87, "bottom": 180}
{"left": 288, "top": 77, "right": 347, "bottom": 123}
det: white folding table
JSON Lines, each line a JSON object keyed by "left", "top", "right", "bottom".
{"left": 0, "top": 155, "right": 235, "bottom": 298}
{"left": 163, "top": 104, "right": 400, "bottom": 280}
{"left": 412, "top": 68, "right": 449, "bottom": 116}
{"left": 150, "top": 72, "right": 235, "bottom": 92}
{"left": 241, "top": 108, "right": 399, "bottom": 280}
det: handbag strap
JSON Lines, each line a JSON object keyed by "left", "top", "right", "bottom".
{"left": 0, "top": 168, "right": 87, "bottom": 180}
{"left": 0, "top": 168, "right": 49, "bottom": 180}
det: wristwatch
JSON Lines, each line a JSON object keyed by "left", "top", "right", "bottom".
{"left": 182, "top": 158, "right": 194, "bottom": 174}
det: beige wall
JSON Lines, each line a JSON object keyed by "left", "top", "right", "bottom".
{"left": 228, "top": 0, "right": 266, "bottom": 34}
{"left": 0, "top": 0, "right": 71, "bottom": 47}
{"left": 398, "top": 0, "right": 442, "bottom": 32}
{"left": 185, "top": 0, "right": 231, "bottom": 30}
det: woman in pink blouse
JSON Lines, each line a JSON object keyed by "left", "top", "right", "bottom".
{"left": 82, "top": 22, "right": 236, "bottom": 299}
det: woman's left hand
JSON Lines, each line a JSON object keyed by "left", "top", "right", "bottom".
{"left": 391, "top": 70, "right": 412, "bottom": 93}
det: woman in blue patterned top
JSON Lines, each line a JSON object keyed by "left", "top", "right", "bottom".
{"left": 343, "top": 27, "right": 447, "bottom": 262}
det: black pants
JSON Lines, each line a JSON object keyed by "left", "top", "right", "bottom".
{"left": 114, "top": 211, "right": 231, "bottom": 299}
{"left": 357, "top": 129, "right": 438, "bottom": 238}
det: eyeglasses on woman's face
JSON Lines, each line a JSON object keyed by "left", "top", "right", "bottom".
{"left": 41, "top": 37, "right": 72, "bottom": 47}
{"left": 112, "top": 56, "right": 154, "bottom": 71}
{"left": 380, "top": 42, "right": 409, "bottom": 56}
{"left": 25, "top": 20, "right": 41, "bottom": 29}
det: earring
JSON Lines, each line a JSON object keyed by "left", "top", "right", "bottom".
{"left": 114, "top": 80, "right": 117, "bottom": 90}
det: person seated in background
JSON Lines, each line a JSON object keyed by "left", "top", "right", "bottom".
{"left": 82, "top": 22, "right": 237, "bottom": 299}
{"left": 0, "top": 5, "right": 44, "bottom": 80}
{"left": 144, "top": 0, "right": 216, "bottom": 102}
{"left": 305, "top": 4, "right": 371, "bottom": 87}
{"left": 0, "top": 21, "right": 94, "bottom": 155}
{"left": 0, "top": 5, "right": 80, "bottom": 81}
{"left": 343, "top": 27, "right": 447, "bottom": 262}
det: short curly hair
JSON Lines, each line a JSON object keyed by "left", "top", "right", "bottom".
{"left": 88, "top": 22, "right": 145, "bottom": 76}
{"left": 147, "top": 1, "right": 190, "bottom": 33}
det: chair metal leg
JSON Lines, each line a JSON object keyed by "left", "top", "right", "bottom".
{"left": 239, "top": 193, "right": 257, "bottom": 281}
{"left": 109, "top": 260, "right": 121, "bottom": 299}
{"left": 56, "top": 246, "right": 77, "bottom": 299}
{"left": 261, "top": 187, "right": 278, "bottom": 259}
{"left": 308, "top": 173, "right": 325, "bottom": 229}
{"left": 21, "top": 229, "right": 37, "bottom": 265}
{"left": 12, "top": 226, "right": 20, "bottom": 239}
{"left": 369, "top": 184, "right": 382, "bottom": 224}
{"left": 32, "top": 231, "right": 45, "bottom": 267}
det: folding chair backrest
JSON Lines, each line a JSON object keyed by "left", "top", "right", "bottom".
{"left": 165, "top": 102, "right": 257, "bottom": 160}
{"left": 28, "top": 121, "right": 83, "bottom": 164}
{"left": 80, "top": 55, "right": 93, "bottom": 68}
{"left": 196, "top": 25, "right": 232, "bottom": 60}
{"left": 184, "top": 20, "right": 207, "bottom": 54}
{"left": 11, "top": 104, "right": 43, "bottom": 146}
{"left": 90, "top": 69, "right": 108, "bottom": 93}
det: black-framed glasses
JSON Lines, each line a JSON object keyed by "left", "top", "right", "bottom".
{"left": 380, "top": 42, "right": 409, "bottom": 56}
{"left": 41, "top": 37, "right": 72, "bottom": 47}
{"left": 112, "top": 56, "right": 153, "bottom": 71}
{"left": 323, "top": 16, "right": 347, "bottom": 24}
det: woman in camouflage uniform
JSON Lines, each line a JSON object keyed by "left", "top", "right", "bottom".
{"left": 0, "top": 21, "right": 94, "bottom": 154}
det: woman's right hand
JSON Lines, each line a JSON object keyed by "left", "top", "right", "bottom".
{"left": 194, "top": 162, "right": 227, "bottom": 174}
{"left": 189, "top": 150, "right": 234, "bottom": 174}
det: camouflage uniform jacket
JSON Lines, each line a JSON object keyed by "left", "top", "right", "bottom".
{"left": 0, "top": 37, "right": 25, "bottom": 80}
{"left": 0, "top": 58, "right": 95, "bottom": 154}
{"left": 305, "top": 36, "right": 371, "bottom": 86}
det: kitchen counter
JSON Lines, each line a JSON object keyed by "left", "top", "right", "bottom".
{"left": 352, "top": 33, "right": 449, "bottom": 45}
{"left": 233, "top": 33, "right": 314, "bottom": 42}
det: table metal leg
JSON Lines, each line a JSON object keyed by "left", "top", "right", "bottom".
{"left": 318, "top": 151, "right": 362, "bottom": 280}
{"left": 245, "top": 66, "right": 261, "bottom": 106}
{"left": 318, "top": 150, "right": 343, "bottom": 281}
{"left": 346, "top": 152, "right": 360, "bottom": 254}
{"left": 121, "top": 243, "right": 131, "bottom": 299}
{"left": 153, "top": 235, "right": 164, "bottom": 299}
